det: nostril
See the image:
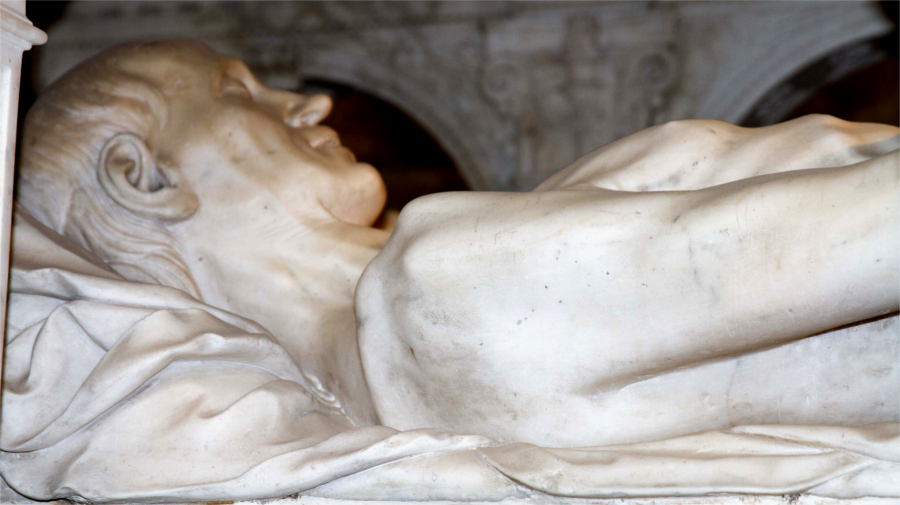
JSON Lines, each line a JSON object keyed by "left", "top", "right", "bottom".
{"left": 299, "top": 94, "right": 333, "bottom": 126}
{"left": 284, "top": 102, "right": 306, "bottom": 128}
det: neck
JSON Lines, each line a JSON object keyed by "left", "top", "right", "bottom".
{"left": 176, "top": 210, "right": 390, "bottom": 425}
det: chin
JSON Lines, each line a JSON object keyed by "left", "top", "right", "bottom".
{"left": 326, "top": 164, "right": 388, "bottom": 227}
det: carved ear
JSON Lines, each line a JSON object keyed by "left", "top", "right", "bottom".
{"left": 98, "top": 133, "right": 198, "bottom": 223}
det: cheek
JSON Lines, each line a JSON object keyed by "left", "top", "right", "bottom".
{"left": 173, "top": 118, "right": 384, "bottom": 225}
{"left": 175, "top": 142, "right": 296, "bottom": 214}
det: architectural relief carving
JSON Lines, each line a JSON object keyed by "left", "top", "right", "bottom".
{"left": 29, "top": 2, "right": 892, "bottom": 190}
{"left": 479, "top": 10, "right": 680, "bottom": 188}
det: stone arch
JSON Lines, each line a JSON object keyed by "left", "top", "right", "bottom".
{"left": 694, "top": 2, "right": 893, "bottom": 124}
{"left": 740, "top": 33, "right": 896, "bottom": 127}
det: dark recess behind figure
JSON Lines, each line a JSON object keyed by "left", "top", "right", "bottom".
{"left": 784, "top": 59, "right": 899, "bottom": 127}
{"left": 744, "top": 1, "right": 899, "bottom": 127}
{"left": 787, "top": 0, "right": 897, "bottom": 126}
{"left": 305, "top": 80, "right": 467, "bottom": 212}
{"left": 16, "top": 1, "right": 67, "bottom": 162}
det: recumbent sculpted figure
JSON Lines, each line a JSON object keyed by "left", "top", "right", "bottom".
{"left": 2, "top": 40, "right": 898, "bottom": 502}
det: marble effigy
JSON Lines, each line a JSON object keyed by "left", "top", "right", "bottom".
{"left": 1, "top": 40, "right": 898, "bottom": 503}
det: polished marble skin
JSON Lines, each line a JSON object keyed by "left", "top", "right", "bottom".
{"left": 358, "top": 116, "right": 899, "bottom": 446}
{"left": 2, "top": 40, "right": 897, "bottom": 502}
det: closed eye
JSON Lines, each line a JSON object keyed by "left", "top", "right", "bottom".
{"left": 220, "top": 76, "right": 252, "bottom": 100}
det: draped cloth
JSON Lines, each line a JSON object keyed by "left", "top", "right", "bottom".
{"left": 1, "top": 209, "right": 897, "bottom": 502}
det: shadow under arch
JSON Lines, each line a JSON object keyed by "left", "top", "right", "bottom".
{"left": 741, "top": 32, "right": 898, "bottom": 127}
{"left": 300, "top": 65, "right": 491, "bottom": 192}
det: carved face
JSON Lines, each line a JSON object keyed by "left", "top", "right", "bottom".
{"left": 128, "top": 42, "right": 387, "bottom": 228}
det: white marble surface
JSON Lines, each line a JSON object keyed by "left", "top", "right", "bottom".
{"left": 3, "top": 478, "right": 896, "bottom": 505}
{"left": 2, "top": 41, "right": 898, "bottom": 503}
{"left": 6, "top": 207, "right": 895, "bottom": 501}
{"left": 358, "top": 115, "right": 899, "bottom": 447}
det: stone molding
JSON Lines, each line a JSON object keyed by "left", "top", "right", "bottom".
{"left": 0, "top": 0, "right": 45, "bottom": 368}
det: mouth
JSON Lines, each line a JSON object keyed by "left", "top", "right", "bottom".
{"left": 330, "top": 146, "right": 358, "bottom": 163}
{"left": 296, "top": 126, "right": 358, "bottom": 163}
{"left": 308, "top": 128, "right": 340, "bottom": 150}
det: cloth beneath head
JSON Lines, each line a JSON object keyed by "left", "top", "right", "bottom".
{"left": 1, "top": 208, "right": 896, "bottom": 502}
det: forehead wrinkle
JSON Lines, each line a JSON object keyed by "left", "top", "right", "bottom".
{"left": 118, "top": 52, "right": 226, "bottom": 99}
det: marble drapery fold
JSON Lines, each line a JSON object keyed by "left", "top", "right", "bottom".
{"left": 1, "top": 209, "right": 897, "bottom": 502}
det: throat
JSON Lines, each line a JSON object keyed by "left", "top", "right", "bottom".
{"left": 182, "top": 218, "right": 389, "bottom": 425}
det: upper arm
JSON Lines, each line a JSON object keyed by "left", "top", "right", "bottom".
{"left": 536, "top": 115, "right": 899, "bottom": 193}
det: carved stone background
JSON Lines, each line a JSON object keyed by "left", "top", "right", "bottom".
{"left": 31, "top": 1, "right": 893, "bottom": 190}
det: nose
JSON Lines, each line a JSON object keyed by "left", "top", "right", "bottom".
{"left": 284, "top": 94, "right": 333, "bottom": 128}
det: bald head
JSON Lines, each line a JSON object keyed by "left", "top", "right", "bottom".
{"left": 15, "top": 40, "right": 221, "bottom": 296}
